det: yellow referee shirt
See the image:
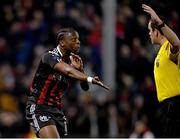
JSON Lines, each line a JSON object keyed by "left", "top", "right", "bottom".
{"left": 154, "top": 40, "right": 180, "bottom": 102}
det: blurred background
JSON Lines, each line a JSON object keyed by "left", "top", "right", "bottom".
{"left": 0, "top": 0, "right": 179, "bottom": 138}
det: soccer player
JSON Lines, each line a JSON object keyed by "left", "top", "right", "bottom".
{"left": 142, "top": 4, "right": 180, "bottom": 137}
{"left": 25, "top": 28, "right": 109, "bottom": 138}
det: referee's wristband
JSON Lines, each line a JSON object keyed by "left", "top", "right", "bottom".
{"left": 87, "top": 77, "right": 93, "bottom": 83}
{"left": 158, "top": 22, "right": 165, "bottom": 29}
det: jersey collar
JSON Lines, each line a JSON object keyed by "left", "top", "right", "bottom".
{"left": 57, "top": 45, "right": 63, "bottom": 56}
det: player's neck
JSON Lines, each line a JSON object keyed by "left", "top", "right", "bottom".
{"left": 57, "top": 45, "right": 70, "bottom": 57}
{"left": 159, "top": 37, "right": 167, "bottom": 46}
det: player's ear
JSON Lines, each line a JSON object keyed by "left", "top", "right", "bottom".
{"left": 154, "top": 29, "right": 158, "bottom": 37}
{"left": 60, "top": 40, "right": 64, "bottom": 47}
{"left": 156, "top": 29, "right": 162, "bottom": 37}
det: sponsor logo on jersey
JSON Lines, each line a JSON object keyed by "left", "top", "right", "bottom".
{"left": 39, "top": 115, "right": 50, "bottom": 122}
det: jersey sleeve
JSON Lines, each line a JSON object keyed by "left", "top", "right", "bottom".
{"left": 167, "top": 42, "right": 180, "bottom": 63}
{"left": 169, "top": 50, "right": 180, "bottom": 62}
{"left": 42, "top": 51, "right": 61, "bottom": 68}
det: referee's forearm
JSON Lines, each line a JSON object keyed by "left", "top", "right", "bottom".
{"left": 161, "top": 24, "right": 180, "bottom": 48}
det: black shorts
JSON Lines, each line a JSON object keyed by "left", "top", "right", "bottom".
{"left": 158, "top": 95, "right": 180, "bottom": 137}
{"left": 26, "top": 103, "right": 68, "bottom": 137}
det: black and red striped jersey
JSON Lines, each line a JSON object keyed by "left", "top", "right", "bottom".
{"left": 28, "top": 47, "right": 71, "bottom": 109}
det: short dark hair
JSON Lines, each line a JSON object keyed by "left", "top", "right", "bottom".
{"left": 149, "top": 20, "right": 164, "bottom": 35}
{"left": 56, "top": 28, "right": 76, "bottom": 44}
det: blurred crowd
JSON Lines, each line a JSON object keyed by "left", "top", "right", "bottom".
{"left": 0, "top": 0, "right": 179, "bottom": 138}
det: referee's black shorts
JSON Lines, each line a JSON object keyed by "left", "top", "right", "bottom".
{"left": 26, "top": 103, "right": 68, "bottom": 137}
{"left": 158, "top": 95, "right": 180, "bottom": 137}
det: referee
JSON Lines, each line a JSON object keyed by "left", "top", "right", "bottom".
{"left": 142, "top": 4, "right": 180, "bottom": 137}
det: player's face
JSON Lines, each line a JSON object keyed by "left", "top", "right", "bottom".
{"left": 64, "top": 31, "right": 80, "bottom": 53}
{"left": 148, "top": 22, "right": 155, "bottom": 44}
{"left": 148, "top": 22, "right": 158, "bottom": 45}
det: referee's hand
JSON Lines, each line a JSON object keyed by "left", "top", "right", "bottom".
{"left": 142, "top": 4, "right": 163, "bottom": 25}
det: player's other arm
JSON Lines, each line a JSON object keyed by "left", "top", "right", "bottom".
{"left": 162, "top": 24, "right": 180, "bottom": 64}
{"left": 142, "top": 4, "right": 180, "bottom": 53}
{"left": 160, "top": 22, "right": 180, "bottom": 53}
{"left": 69, "top": 53, "right": 89, "bottom": 90}
{"left": 79, "top": 70, "right": 89, "bottom": 91}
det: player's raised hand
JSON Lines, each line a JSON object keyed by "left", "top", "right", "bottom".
{"left": 142, "top": 4, "right": 163, "bottom": 25}
{"left": 70, "top": 53, "right": 83, "bottom": 71}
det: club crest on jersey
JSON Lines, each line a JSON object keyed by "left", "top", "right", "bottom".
{"left": 53, "top": 73, "right": 62, "bottom": 81}
{"left": 53, "top": 73, "right": 68, "bottom": 83}
{"left": 156, "top": 59, "right": 160, "bottom": 67}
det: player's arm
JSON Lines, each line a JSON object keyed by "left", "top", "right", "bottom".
{"left": 142, "top": 4, "right": 180, "bottom": 53}
{"left": 54, "top": 62, "right": 109, "bottom": 90}
{"left": 54, "top": 62, "right": 88, "bottom": 81}
{"left": 42, "top": 51, "right": 109, "bottom": 90}
{"left": 79, "top": 70, "right": 89, "bottom": 91}
{"left": 80, "top": 81, "right": 89, "bottom": 91}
